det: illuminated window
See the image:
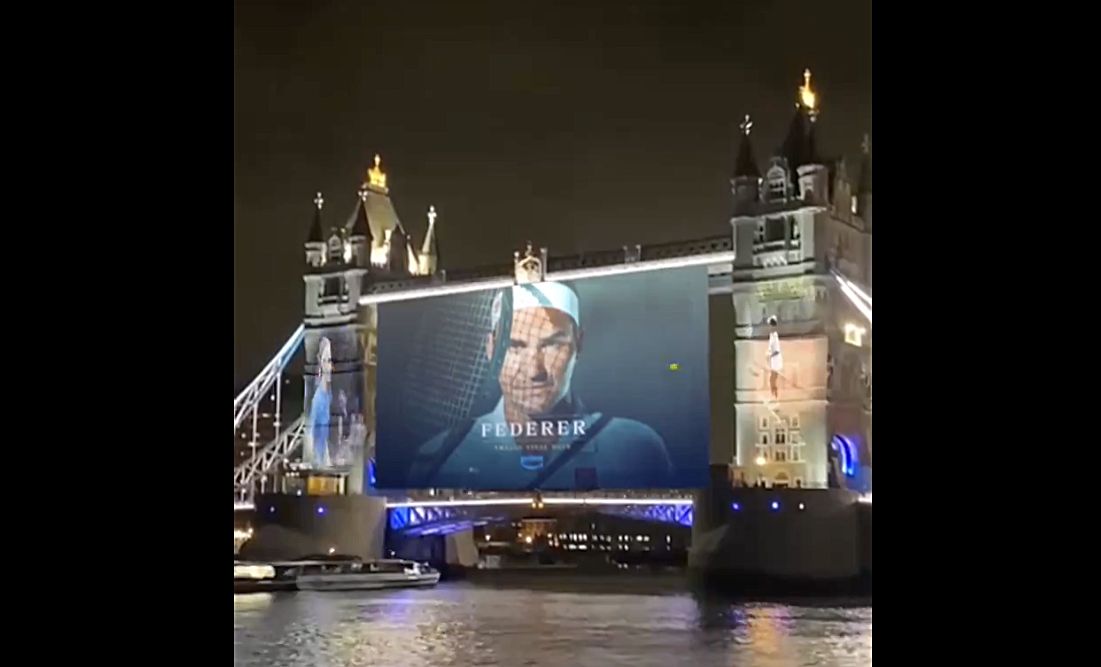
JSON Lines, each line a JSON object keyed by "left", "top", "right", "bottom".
{"left": 766, "top": 163, "right": 788, "bottom": 201}
{"left": 845, "top": 323, "right": 867, "bottom": 347}
{"left": 851, "top": 195, "right": 858, "bottom": 214}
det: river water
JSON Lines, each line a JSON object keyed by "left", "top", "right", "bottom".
{"left": 234, "top": 576, "right": 871, "bottom": 666}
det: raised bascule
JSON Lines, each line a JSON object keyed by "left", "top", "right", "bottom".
{"left": 233, "top": 70, "right": 872, "bottom": 591}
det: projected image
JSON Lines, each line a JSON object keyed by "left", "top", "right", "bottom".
{"left": 736, "top": 334, "right": 828, "bottom": 403}
{"left": 304, "top": 334, "right": 368, "bottom": 473}
{"left": 375, "top": 267, "right": 711, "bottom": 490}
{"left": 767, "top": 315, "right": 782, "bottom": 401}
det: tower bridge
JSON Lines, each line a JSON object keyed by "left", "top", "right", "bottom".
{"left": 234, "top": 70, "right": 871, "bottom": 586}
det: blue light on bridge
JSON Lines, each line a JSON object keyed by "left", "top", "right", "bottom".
{"left": 317, "top": 505, "right": 326, "bottom": 516}
{"left": 385, "top": 500, "right": 694, "bottom": 533}
{"left": 731, "top": 502, "right": 741, "bottom": 511}
{"left": 831, "top": 435, "right": 859, "bottom": 478}
{"left": 770, "top": 501, "right": 780, "bottom": 511}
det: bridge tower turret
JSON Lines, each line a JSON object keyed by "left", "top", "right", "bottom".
{"left": 302, "top": 185, "right": 369, "bottom": 494}
{"left": 726, "top": 69, "right": 872, "bottom": 494}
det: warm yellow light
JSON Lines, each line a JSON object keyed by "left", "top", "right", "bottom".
{"left": 844, "top": 322, "right": 867, "bottom": 347}
{"left": 799, "top": 68, "right": 817, "bottom": 111}
{"left": 234, "top": 564, "right": 275, "bottom": 580}
{"left": 367, "top": 154, "right": 388, "bottom": 190}
{"left": 328, "top": 546, "right": 336, "bottom": 554}
{"left": 524, "top": 535, "right": 533, "bottom": 544}
{"left": 755, "top": 455, "right": 767, "bottom": 466}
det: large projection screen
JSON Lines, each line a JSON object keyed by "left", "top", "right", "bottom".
{"left": 375, "top": 266, "right": 710, "bottom": 491}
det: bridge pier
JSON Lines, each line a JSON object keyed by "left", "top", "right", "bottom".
{"left": 689, "top": 483, "right": 869, "bottom": 595}
{"left": 388, "top": 529, "right": 479, "bottom": 576}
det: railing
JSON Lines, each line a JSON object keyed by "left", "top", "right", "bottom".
{"left": 386, "top": 495, "right": 694, "bottom": 509}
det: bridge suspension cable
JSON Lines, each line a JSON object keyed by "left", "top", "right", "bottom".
{"left": 233, "top": 324, "right": 305, "bottom": 506}
{"left": 234, "top": 324, "right": 305, "bottom": 431}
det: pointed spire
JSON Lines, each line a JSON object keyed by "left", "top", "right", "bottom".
{"left": 798, "top": 68, "right": 819, "bottom": 121}
{"left": 386, "top": 224, "right": 410, "bottom": 274}
{"left": 781, "top": 111, "right": 815, "bottom": 172}
{"left": 734, "top": 114, "right": 759, "bottom": 178}
{"left": 351, "top": 185, "right": 371, "bottom": 240}
{"left": 781, "top": 69, "right": 821, "bottom": 175}
{"left": 307, "top": 191, "right": 324, "bottom": 243}
{"left": 858, "top": 133, "right": 872, "bottom": 195}
{"left": 421, "top": 205, "right": 438, "bottom": 257}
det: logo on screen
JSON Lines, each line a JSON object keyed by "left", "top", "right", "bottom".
{"left": 520, "top": 455, "right": 545, "bottom": 471}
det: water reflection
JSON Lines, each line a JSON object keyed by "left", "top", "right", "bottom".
{"left": 234, "top": 578, "right": 871, "bottom": 667}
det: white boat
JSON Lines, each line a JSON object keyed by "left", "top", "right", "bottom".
{"left": 288, "top": 557, "right": 441, "bottom": 591}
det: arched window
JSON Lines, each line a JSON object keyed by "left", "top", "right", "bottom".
{"left": 766, "top": 159, "right": 789, "bottom": 202}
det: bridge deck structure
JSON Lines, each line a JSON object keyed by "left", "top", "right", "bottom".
{"left": 233, "top": 234, "right": 872, "bottom": 511}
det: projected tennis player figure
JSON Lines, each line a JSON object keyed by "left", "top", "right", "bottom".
{"left": 767, "top": 315, "right": 783, "bottom": 400}
{"left": 308, "top": 336, "right": 333, "bottom": 468}
{"left": 408, "top": 281, "right": 673, "bottom": 490}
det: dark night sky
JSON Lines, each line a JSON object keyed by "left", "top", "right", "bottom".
{"left": 234, "top": 0, "right": 871, "bottom": 391}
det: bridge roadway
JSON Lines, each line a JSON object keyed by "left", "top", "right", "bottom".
{"left": 235, "top": 491, "right": 870, "bottom": 538}
{"left": 387, "top": 493, "right": 696, "bottom": 536}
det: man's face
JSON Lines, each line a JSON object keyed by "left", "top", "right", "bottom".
{"left": 318, "top": 339, "right": 333, "bottom": 374}
{"left": 489, "top": 307, "right": 579, "bottom": 415}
